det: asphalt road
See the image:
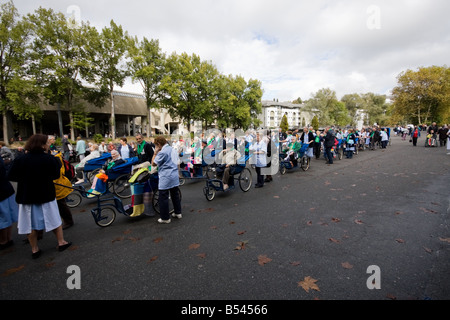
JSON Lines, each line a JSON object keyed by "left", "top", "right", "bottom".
{"left": 1, "top": 135, "right": 449, "bottom": 306}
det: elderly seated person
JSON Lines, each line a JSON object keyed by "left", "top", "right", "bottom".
{"left": 216, "top": 142, "right": 241, "bottom": 191}
{"left": 87, "top": 150, "right": 125, "bottom": 197}
{"left": 74, "top": 143, "right": 100, "bottom": 184}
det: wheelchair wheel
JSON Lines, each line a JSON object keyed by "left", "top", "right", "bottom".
{"left": 88, "top": 168, "right": 101, "bottom": 184}
{"left": 65, "top": 192, "right": 82, "bottom": 208}
{"left": 152, "top": 189, "right": 182, "bottom": 214}
{"left": 204, "top": 185, "right": 216, "bottom": 201}
{"left": 113, "top": 174, "right": 132, "bottom": 199}
{"left": 301, "top": 156, "right": 310, "bottom": 171}
{"left": 239, "top": 168, "right": 252, "bottom": 192}
{"left": 93, "top": 207, "right": 116, "bottom": 227}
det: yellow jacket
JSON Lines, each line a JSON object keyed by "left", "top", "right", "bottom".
{"left": 53, "top": 152, "right": 73, "bottom": 200}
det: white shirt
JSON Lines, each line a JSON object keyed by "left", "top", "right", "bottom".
{"left": 250, "top": 140, "right": 267, "bottom": 167}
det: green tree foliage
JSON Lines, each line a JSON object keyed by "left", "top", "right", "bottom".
{"left": 88, "top": 20, "right": 130, "bottom": 139}
{"left": 27, "top": 7, "right": 95, "bottom": 140}
{"left": 391, "top": 66, "right": 450, "bottom": 125}
{"left": 280, "top": 114, "right": 289, "bottom": 132}
{"left": 215, "top": 75, "right": 263, "bottom": 130}
{"left": 128, "top": 36, "right": 166, "bottom": 136}
{"left": 0, "top": 1, "right": 37, "bottom": 145}
{"left": 160, "top": 52, "right": 220, "bottom": 131}
{"left": 311, "top": 116, "right": 319, "bottom": 131}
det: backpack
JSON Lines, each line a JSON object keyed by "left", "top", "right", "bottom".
{"left": 63, "top": 159, "right": 75, "bottom": 181}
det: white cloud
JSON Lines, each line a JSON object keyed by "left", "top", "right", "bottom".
{"left": 10, "top": 0, "right": 450, "bottom": 101}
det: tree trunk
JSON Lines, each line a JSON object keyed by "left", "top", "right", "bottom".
{"left": 2, "top": 110, "right": 9, "bottom": 146}
{"left": 69, "top": 111, "right": 75, "bottom": 140}
{"left": 110, "top": 90, "right": 116, "bottom": 140}
{"left": 31, "top": 114, "right": 36, "bottom": 135}
{"left": 147, "top": 107, "right": 151, "bottom": 137}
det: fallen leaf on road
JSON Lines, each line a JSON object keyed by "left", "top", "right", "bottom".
{"left": 1, "top": 265, "right": 25, "bottom": 277}
{"left": 147, "top": 256, "right": 158, "bottom": 263}
{"left": 298, "top": 276, "right": 320, "bottom": 293}
{"left": 354, "top": 219, "right": 364, "bottom": 224}
{"left": 234, "top": 240, "right": 248, "bottom": 250}
{"left": 197, "top": 253, "right": 207, "bottom": 259}
{"left": 237, "top": 230, "right": 246, "bottom": 235}
{"left": 423, "top": 247, "right": 433, "bottom": 253}
{"left": 396, "top": 239, "right": 405, "bottom": 243}
{"left": 329, "top": 238, "right": 340, "bottom": 243}
{"left": 258, "top": 255, "right": 272, "bottom": 266}
{"left": 112, "top": 236, "right": 124, "bottom": 243}
{"left": 439, "top": 237, "right": 450, "bottom": 243}
{"left": 341, "top": 262, "right": 353, "bottom": 269}
{"left": 189, "top": 243, "right": 201, "bottom": 250}
{"left": 153, "top": 237, "right": 163, "bottom": 243}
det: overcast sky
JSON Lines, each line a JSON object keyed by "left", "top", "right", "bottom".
{"left": 10, "top": 0, "right": 450, "bottom": 101}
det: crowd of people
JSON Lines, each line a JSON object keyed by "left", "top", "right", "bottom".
{"left": 1, "top": 122, "right": 449, "bottom": 260}
{"left": 394, "top": 122, "right": 449, "bottom": 148}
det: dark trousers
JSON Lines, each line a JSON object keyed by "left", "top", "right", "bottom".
{"left": 57, "top": 198, "right": 74, "bottom": 225}
{"left": 314, "top": 143, "right": 321, "bottom": 159}
{"left": 158, "top": 187, "right": 182, "bottom": 221}
{"left": 412, "top": 137, "right": 418, "bottom": 146}
{"left": 255, "top": 167, "right": 265, "bottom": 186}
{"left": 325, "top": 147, "right": 333, "bottom": 164}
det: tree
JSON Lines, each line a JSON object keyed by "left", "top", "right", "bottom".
{"left": 280, "top": 114, "right": 289, "bottom": 132}
{"left": 304, "top": 88, "right": 339, "bottom": 126}
{"left": 341, "top": 93, "right": 364, "bottom": 126}
{"left": 391, "top": 66, "right": 450, "bottom": 125}
{"left": 88, "top": 20, "right": 130, "bottom": 139}
{"left": 311, "top": 115, "right": 319, "bottom": 131}
{"left": 0, "top": 1, "right": 36, "bottom": 145}
{"left": 27, "top": 7, "right": 94, "bottom": 140}
{"left": 160, "top": 52, "right": 219, "bottom": 132}
{"left": 330, "top": 101, "right": 351, "bottom": 127}
{"left": 362, "top": 93, "right": 388, "bottom": 126}
{"left": 128, "top": 36, "right": 166, "bottom": 136}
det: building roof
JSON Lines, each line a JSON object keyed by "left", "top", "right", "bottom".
{"left": 262, "top": 100, "right": 304, "bottom": 109}
{"left": 39, "top": 90, "right": 149, "bottom": 116}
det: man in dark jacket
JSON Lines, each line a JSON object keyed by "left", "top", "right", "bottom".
{"left": 323, "top": 127, "right": 335, "bottom": 164}
{"left": 135, "top": 134, "right": 155, "bottom": 164}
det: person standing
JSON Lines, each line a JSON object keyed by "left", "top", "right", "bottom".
{"left": 118, "top": 137, "right": 135, "bottom": 160}
{"left": 323, "top": 127, "right": 335, "bottom": 164}
{"left": 135, "top": 134, "right": 155, "bottom": 164}
{"left": 7, "top": 134, "right": 72, "bottom": 259}
{"left": 250, "top": 131, "right": 268, "bottom": 188}
{"left": 0, "top": 157, "right": 18, "bottom": 250}
{"left": 0, "top": 141, "right": 14, "bottom": 174}
{"left": 75, "top": 136, "right": 86, "bottom": 162}
{"left": 152, "top": 136, "right": 182, "bottom": 224}
{"left": 313, "top": 130, "right": 322, "bottom": 159}
{"left": 61, "top": 134, "right": 71, "bottom": 162}
{"left": 300, "top": 127, "right": 315, "bottom": 158}
{"left": 345, "top": 129, "right": 356, "bottom": 158}
{"left": 411, "top": 126, "right": 420, "bottom": 146}
{"left": 53, "top": 151, "right": 75, "bottom": 230}
{"left": 438, "top": 125, "right": 448, "bottom": 147}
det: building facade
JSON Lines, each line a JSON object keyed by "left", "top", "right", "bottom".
{"left": 258, "top": 100, "right": 313, "bottom": 129}
{"left": 1, "top": 90, "right": 189, "bottom": 142}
